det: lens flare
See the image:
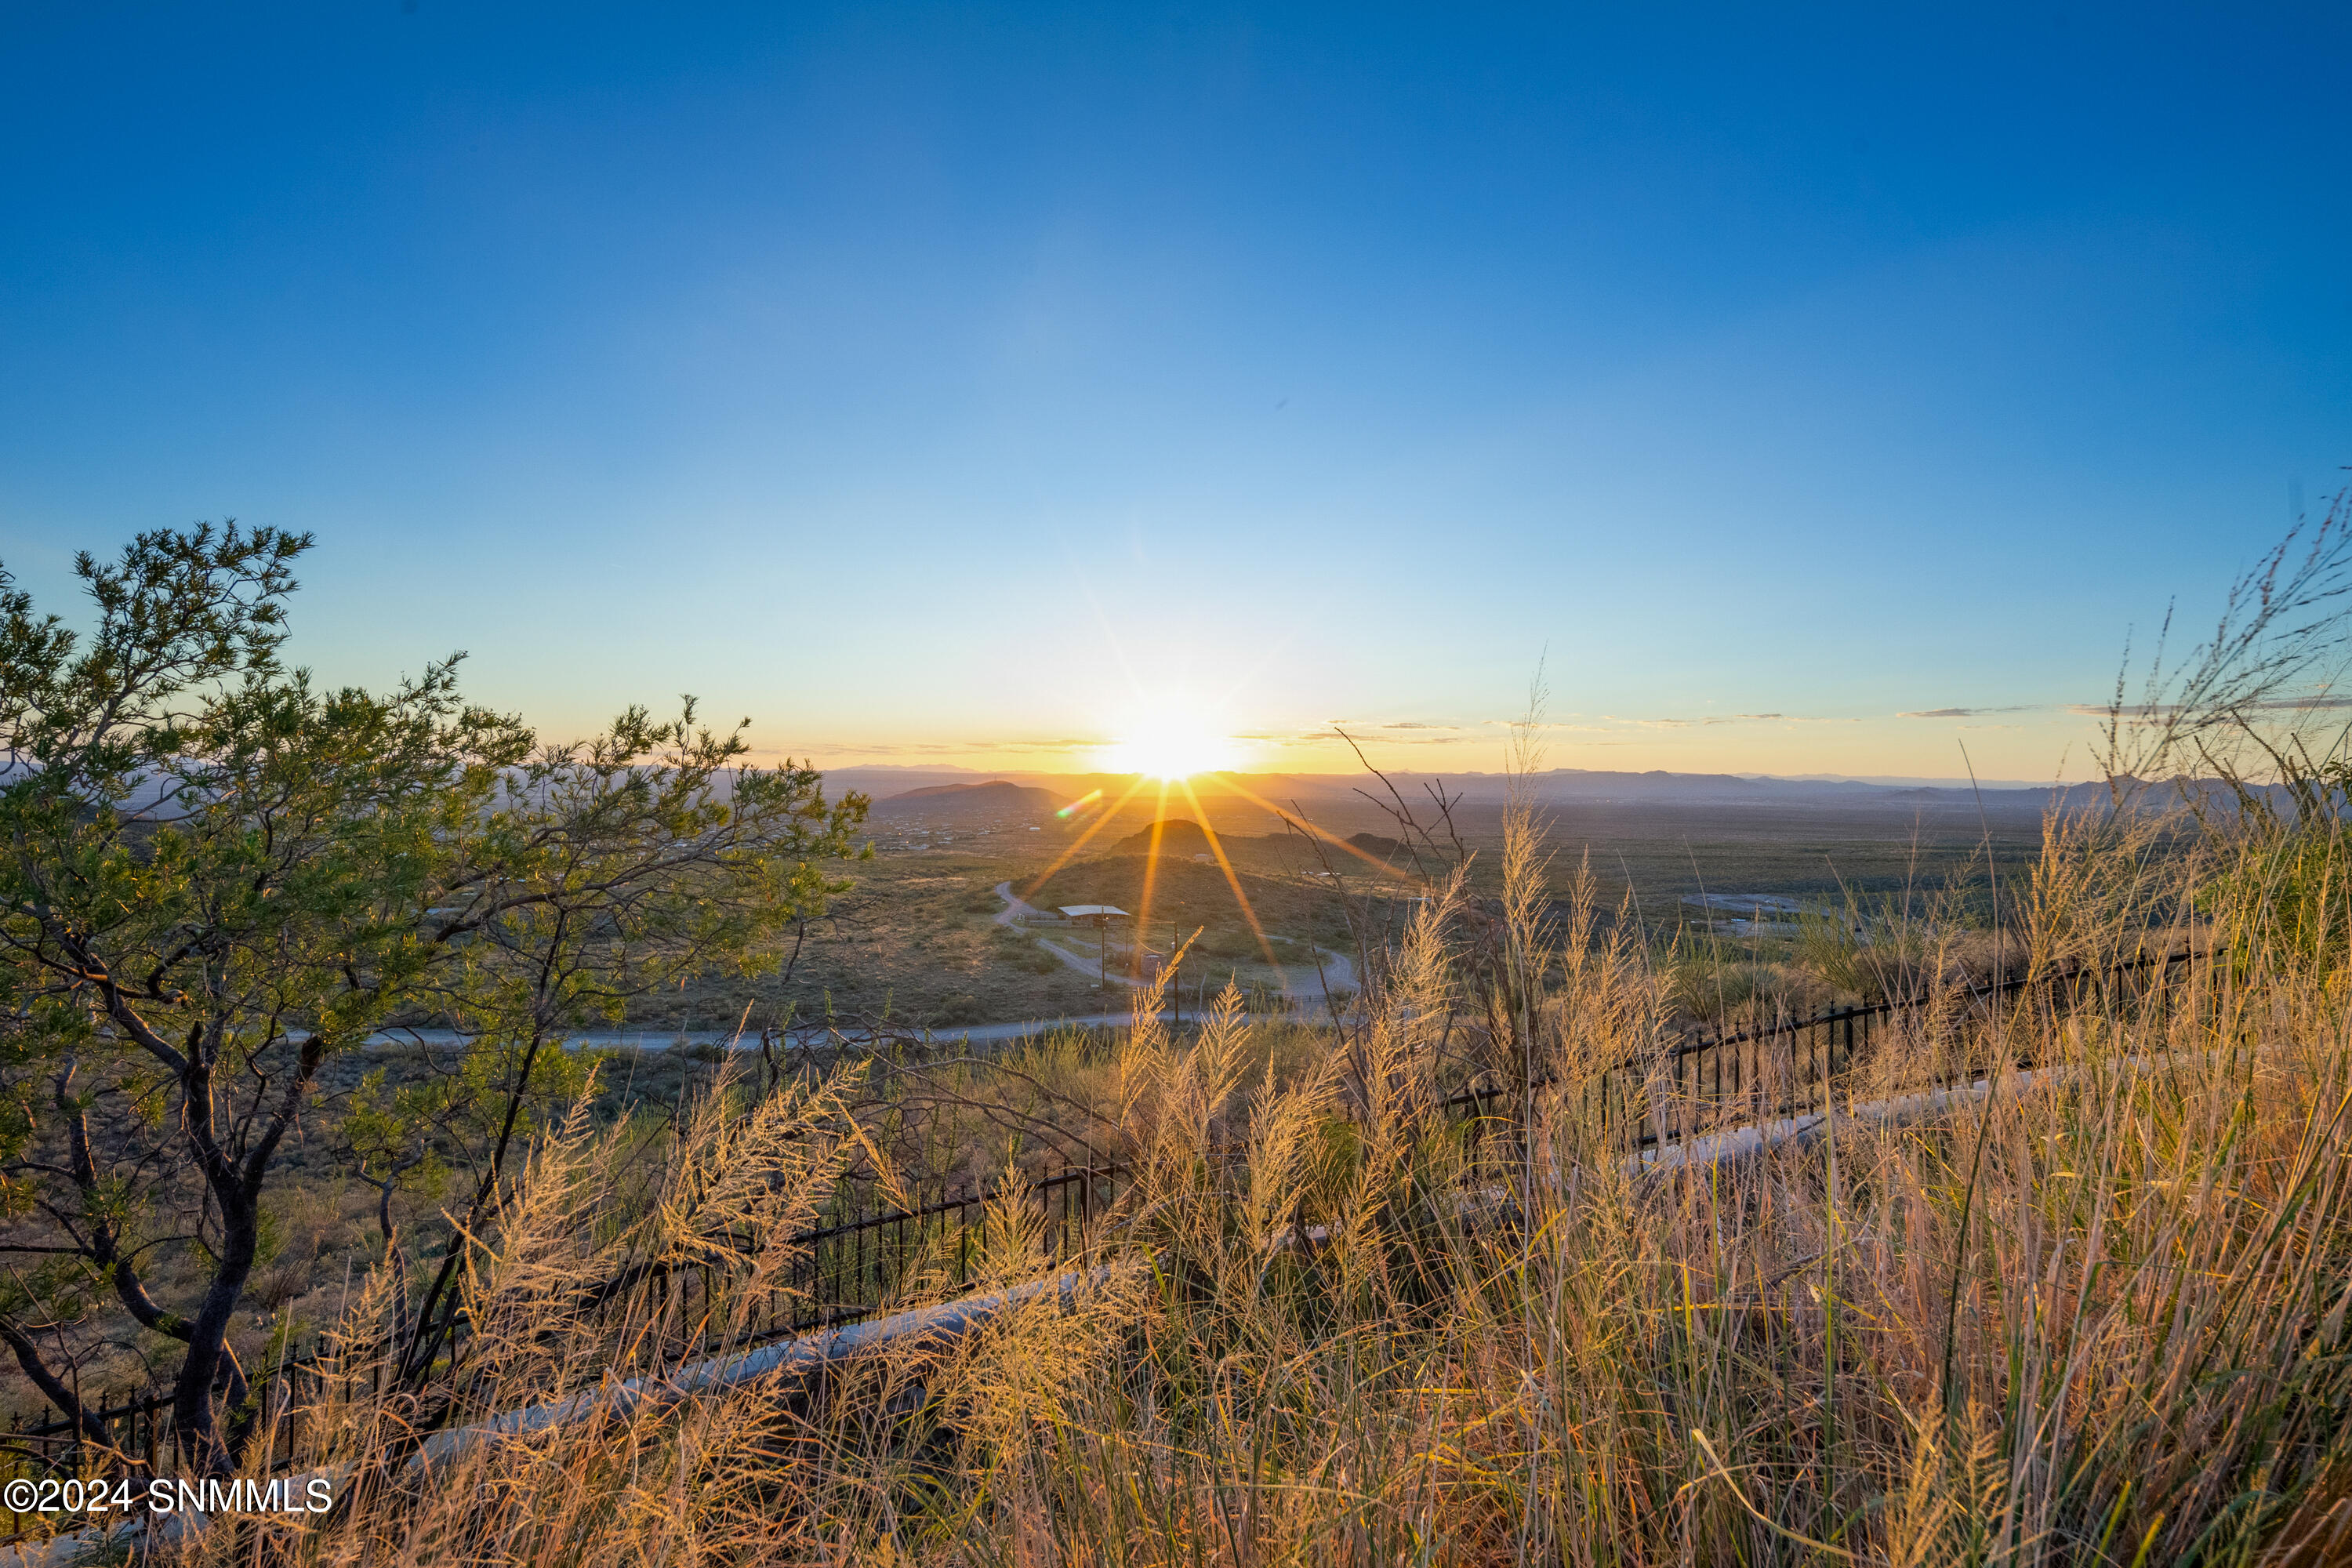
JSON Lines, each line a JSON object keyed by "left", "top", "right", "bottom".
{"left": 1055, "top": 788, "right": 1104, "bottom": 820}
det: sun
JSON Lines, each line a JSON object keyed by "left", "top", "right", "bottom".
{"left": 1099, "top": 716, "right": 1241, "bottom": 780}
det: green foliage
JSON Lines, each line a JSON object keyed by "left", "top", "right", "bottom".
{"left": 931, "top": 993, "right": 985, "bottom": 1026}
{"left": 989, "top": 927, "right": 1061, "bottom": 975}
{"left": 0, "top": 521, "right": 867, "bottom": 1466}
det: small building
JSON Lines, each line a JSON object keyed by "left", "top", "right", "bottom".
{"left": 1058, "top": 904, "right": 1130, "bottom": 928}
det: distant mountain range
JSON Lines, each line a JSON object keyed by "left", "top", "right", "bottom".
{"left": 867, "top": 779, "right": 1067, "bottom": 818}
{"left": 828, "top": 764, "right": 2072, "bottom": 811}
{"left": 818, "top": 764, "right": 2230, "bottom": 820}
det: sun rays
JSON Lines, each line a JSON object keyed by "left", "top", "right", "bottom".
{"left": 1026, "top": 740, "right": 1439, "bottom": 1000}
{"left": 1174, "top": 775, "right": 1285, "bottom": 975}
{"left": 1029, "top": 663, "right": 1428, "bottom": 1002}
{"left": 1023, "top": 774, "right": 1156, "bottom": 891}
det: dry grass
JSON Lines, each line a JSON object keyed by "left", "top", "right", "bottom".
{"left": 130, "top": 777, "right": 2352, "bottom": 1567}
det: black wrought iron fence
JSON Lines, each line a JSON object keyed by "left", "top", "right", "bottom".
{"left": 1621, "top": 947, "right": 2197, "bottom": 1150}
{"left": 768, "top": 1163, "right": 1127, "bottom": 1336}
{"left": 0, "top": 945, "right": 2197, "bottom": 1539}
{"left": 0, "top": 1358, "right": 328, "bottom": 1541}
{"left": 746, "top": 946, "right": 2202, "bottom": 1338}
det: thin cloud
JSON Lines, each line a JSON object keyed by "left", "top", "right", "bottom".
{"left": 1257, "top": 724, "right": 1476, "bottom": 748}
{"left": 1594, "top": 713, "right": 1858, "bottom": 729}
{"left": 1312, "top": 718, "right": 1479, "bottom": 744}
{"left": 1724, "top": 713, "right": 1861, "bottom": 723}
{"left": 1900, "top": 705, "right": 2040, "bottom": 719}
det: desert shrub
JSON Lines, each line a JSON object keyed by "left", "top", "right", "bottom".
{"left": 1662, "top": 941, "right": 1841, "bottom": 1024}
{"left": 990, "top": 927, "right": 1062, "bottom": 973}
{"left": 931, "top": 992, "right": 987, "bottom": 1026}
{"left": 249, "top": 1255, "right": 314, "bottom": 1312}
{"left": 1196, "top": 926, "right": 1265, "bottom": 960}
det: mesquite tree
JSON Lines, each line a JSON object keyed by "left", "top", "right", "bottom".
{"left": 0, "top": 524, "right": 865, "bottom": 1470}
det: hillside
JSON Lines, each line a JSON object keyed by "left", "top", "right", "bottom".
{"left": 1105, "top": 818, "right": 1217, "bottom": 858}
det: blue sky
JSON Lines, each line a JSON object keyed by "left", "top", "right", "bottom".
{"left": 2, "top": 3, "right": 2345, "bottom": 781}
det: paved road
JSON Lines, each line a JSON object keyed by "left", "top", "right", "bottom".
{"left": 364, "top": 1010, "right": 1305, "bottom": 1054}
{"left": 358, "top": 890, "right": 1353, "bottom": 1056}
{"left": 990, "top": 880, "right": 1045, "bottom": 926}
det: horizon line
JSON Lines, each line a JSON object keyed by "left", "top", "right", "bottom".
{"left": 819, "top": 762, "right": 2074, "bottom": 791}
